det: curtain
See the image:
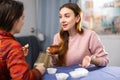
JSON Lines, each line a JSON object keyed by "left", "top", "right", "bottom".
{"left": 69, "top": 0, "right": 78, "bottom": 3}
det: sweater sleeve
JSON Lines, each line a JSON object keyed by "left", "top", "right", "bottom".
{"left": 89, "top": 31, "right": 109, "bottom": 66}
{"left": 7, "top": 42, "right": 42, "bottom": 80}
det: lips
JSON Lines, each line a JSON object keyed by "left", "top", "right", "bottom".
{"left": 62, "top": 24, "right": 68, "bottom": 28}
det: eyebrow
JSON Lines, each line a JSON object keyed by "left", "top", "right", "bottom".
{"left": 59, "top": 12, "right": 70, "bottom": 16}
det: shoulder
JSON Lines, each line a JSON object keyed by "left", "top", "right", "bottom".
{"left": 2, "top": 38, "right": 23, "bottom": 59}
{"left": 82, "top": 29, "right": 97, "bottom": 37}
{"left": 54, "top": 32, "right": 60, "bottom": 36}
{"left": 79, "top": 29, "right": 99, "bottom": 41}
{"left": 54, "top": 32, "right": 60, "bottom": 38}
{"left": 83, "top": 29, "right": 96, "bottom": 35}
{"left": 6, "top": 38, "right": 22, "bottom": 50}
{"left": 83, "top": 29, "right": 101, "bottom": 42}
{"left": 53, "top": 32, "right": 61, "bottom": 44}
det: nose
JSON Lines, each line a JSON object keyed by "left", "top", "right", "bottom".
{"left": 60, "top": 17, "right": 66, "bottom": 23}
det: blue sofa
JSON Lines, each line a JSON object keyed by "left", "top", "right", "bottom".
{"left": 15, "top": 36, "right": 43, "bottom": 69}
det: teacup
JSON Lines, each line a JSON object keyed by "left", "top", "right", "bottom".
{"left": 49, "top": 45, "right": 60, "bottom": 55}
{"left": 55, "top": 73, "right": 69, "bottom": 80}
{"left": 47, "top": 68, "right": 57, "bottom": 74}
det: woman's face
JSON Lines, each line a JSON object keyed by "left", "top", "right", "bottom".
{"left": 10, "top": 11, "right": 25, "bottom": 34}
{"left": 59, "top": 7, "right": 79, "bottom": 31}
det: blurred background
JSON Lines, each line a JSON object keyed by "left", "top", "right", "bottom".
{"left": 16, "top": 0, "right": 120, "bottom": 67}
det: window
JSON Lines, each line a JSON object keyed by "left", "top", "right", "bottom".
{"left": 77, "top": 0, "right": 120, "bottom": 35}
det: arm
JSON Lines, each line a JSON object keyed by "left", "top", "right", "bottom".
{"left": 89, "top": 31, "right": 109, "bottom": 66}
{"left": 7, "top": 42, "right": 45, "bottom": 80}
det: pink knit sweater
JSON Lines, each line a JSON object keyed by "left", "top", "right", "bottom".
{"left": 53, "top": 29, "right": 108, "bottom": 66}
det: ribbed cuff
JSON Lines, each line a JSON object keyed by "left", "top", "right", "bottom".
{"left": 33, "top": 68, "right": 42, "bottom": 80}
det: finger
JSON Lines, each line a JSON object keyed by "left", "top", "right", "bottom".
{"left": 79, "top": 64, "right": 82, "bottom": 67}
{"left": 22, "top": 47, "right": 28, "bottom": 51}
{"left": 46, "top": 50, "right": 50, "bottom": 53}
{"left": 81, "top": 56, "right": 91, "bottom": 67}
{"left": 24, "top": 44, "right": 29, "bottom": 48}
{"left": 46, "top": 47, "right": 50, "bottom": 52}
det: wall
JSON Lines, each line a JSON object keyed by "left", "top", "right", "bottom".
{"left": 100, "top": 35, "right": 120, "bottom": 66}
{"left": 15, "top": 0, "right": 37, "bottom": 36}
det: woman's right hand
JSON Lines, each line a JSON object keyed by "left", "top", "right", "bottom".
{"left": 46, "top": 47, "right": 58, "bottom": 66}
{"left": 35, "top": 63, "right": 46, "bottom": 75}
{"left": 46, "top": 45, "right": 60, "bottom": 55}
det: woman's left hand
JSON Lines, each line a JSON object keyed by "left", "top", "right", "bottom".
{"left": 80, "top": 56, "right": 91, "bottom": 68}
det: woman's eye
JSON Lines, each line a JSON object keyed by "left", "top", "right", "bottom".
{"left": 65, "top": 15, "right": 70, "bottom": 18}
{"left": 59, "top": 16, "right": 62, "bottom": 18}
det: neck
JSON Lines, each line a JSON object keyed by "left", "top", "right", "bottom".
{"left": 68, "top": 28, "right": 77, "bottom": 37}
{"left": 9, "top": 30, "right": 14, "bottom": 35}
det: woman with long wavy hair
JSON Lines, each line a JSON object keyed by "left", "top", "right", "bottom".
{"left": 46, "top": 3, "right": 109, "bottom": 68}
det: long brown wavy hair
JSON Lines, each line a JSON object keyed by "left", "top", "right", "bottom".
{"left": 57, "top": 3, "right": 84, "bottom": 66}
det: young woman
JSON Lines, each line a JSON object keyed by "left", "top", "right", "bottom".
{"left": 46, "top": 3, "right": 109, "bottom": 67}
{"left": 0, "top": 0, "right": 45, "bottom": 80}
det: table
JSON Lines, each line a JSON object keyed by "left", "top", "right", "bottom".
{"left": 42, "top": 65, "right": 120, "bottom": 80}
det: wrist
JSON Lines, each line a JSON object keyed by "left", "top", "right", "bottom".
{"left": 91, "top": 55, "right": 96, "bottom": 64}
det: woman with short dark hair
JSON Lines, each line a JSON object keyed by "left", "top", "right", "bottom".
{"left": 0, "top": 0, "right": 45, "bottom": 80}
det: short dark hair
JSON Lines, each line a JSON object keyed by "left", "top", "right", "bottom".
{"left": 0, "top": 0, "right": 24, "bottom": 32}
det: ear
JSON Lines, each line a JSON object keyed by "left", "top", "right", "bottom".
{"left": 13, "top": 20, "right": 18, "bottom": 28}
{"left": 75, "top": 15, "right": 80, "bottom": 23}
